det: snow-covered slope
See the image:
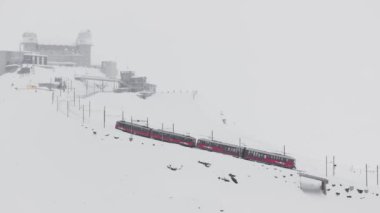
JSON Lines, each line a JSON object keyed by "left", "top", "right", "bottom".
{"left": 0, "top": 66, "right": 379, "bottom": 212}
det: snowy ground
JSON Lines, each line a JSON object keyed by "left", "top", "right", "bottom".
{"left": 0, "top": 66, "right": 379, "bottom": 212}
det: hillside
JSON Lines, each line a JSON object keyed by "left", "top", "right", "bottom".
{"left": 0, "top": 66, "right": 379, "bottom": 212}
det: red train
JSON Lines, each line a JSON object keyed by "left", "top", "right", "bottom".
{"left": 115, "top": 120, "right": 196, "bottom": 147}
{"left": 115, "top": 120, "right": 296, "bottom": 169}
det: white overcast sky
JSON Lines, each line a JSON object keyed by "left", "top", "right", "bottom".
{"left": 2, "top": 0, "right": 380, "bottom": 91}
{"left": 2, "top": 0, "right": 380, "bottom": 163}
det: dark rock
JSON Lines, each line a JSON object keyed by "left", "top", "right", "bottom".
{"left": 218, "top": 177, "right": 230, "bottom": 182}
{"left": 198, "top": 161, "right": 211, "bottom": 168}
{"left": 229, "top": 174, "right": 238, "bottom": 184}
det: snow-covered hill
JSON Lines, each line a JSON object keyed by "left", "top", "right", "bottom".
{"left": 0, "top": 66, "right": 379, "bottom": 212}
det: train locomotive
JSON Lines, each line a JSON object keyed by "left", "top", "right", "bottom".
{"left": 115, "top": 120, "right": 296, "bottom": 169}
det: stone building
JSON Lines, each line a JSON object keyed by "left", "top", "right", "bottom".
{"left": 21, "top": 30, "right": 92, "bottom": 66}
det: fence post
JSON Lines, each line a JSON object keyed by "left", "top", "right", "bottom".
{"left": 333, "top": 156, "right": 336, "bottom": 176}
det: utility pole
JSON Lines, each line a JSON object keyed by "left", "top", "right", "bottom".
{"left": 82, "top": 105, "right": 85, "bottom": 124}
{"left": 162, "top": 123, "right": 164, "bottom": 140}
{"left": 130, "top": 116, "right": 133, "bottom": 140}
{"left": 122, "top": 111, "right": 124, "bottom": 121}
{"left": 67, "top": 100, "right": 69, "bottom": 118}
{"left": 78, "top": 96, "right": 81, "bottom": 110}
{"left": 89, "top": 101, "right": 91, "bottom": 118}
{"left": 283, "top": 145, "right": 286, "bottom": 155}
{"left": 333, "top": 156, "right": 336, "bottom": 176}
{"left": 211, "top": 130, "right": 214, "bottom": 141}
{"left": 172, "top": 123, "right": 174, "bottom": 133}
{"left": 147, "top": 117, "right": 149, "bottom": 127}
{"left": 239, "top": 138, "right": 242, "bottom": 157}
{"left": 56, "top": 96, "right": 59, "bottom": 112}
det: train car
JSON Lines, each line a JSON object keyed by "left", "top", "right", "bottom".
{"left": 150, "top": 129, "right": 196, "bottom": 147}
{"left": 115, "top": 120, "right": 152, "bottom": 138}
{"left": 196, "top": 138, "right": 242, "bottom": 158}
{"left": 241, "top": 147, "right": 296, "bottom": 169}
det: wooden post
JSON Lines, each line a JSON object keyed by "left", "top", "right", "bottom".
{"left": 103, "top": 106, "right": 106, "bottom": 128}
{"left": 333, "top": 156, "right": 335, "bottom": 176}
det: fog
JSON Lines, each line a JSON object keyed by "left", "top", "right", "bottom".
{"left": 1, "top": 0, "right": 380, "bottom": 164}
